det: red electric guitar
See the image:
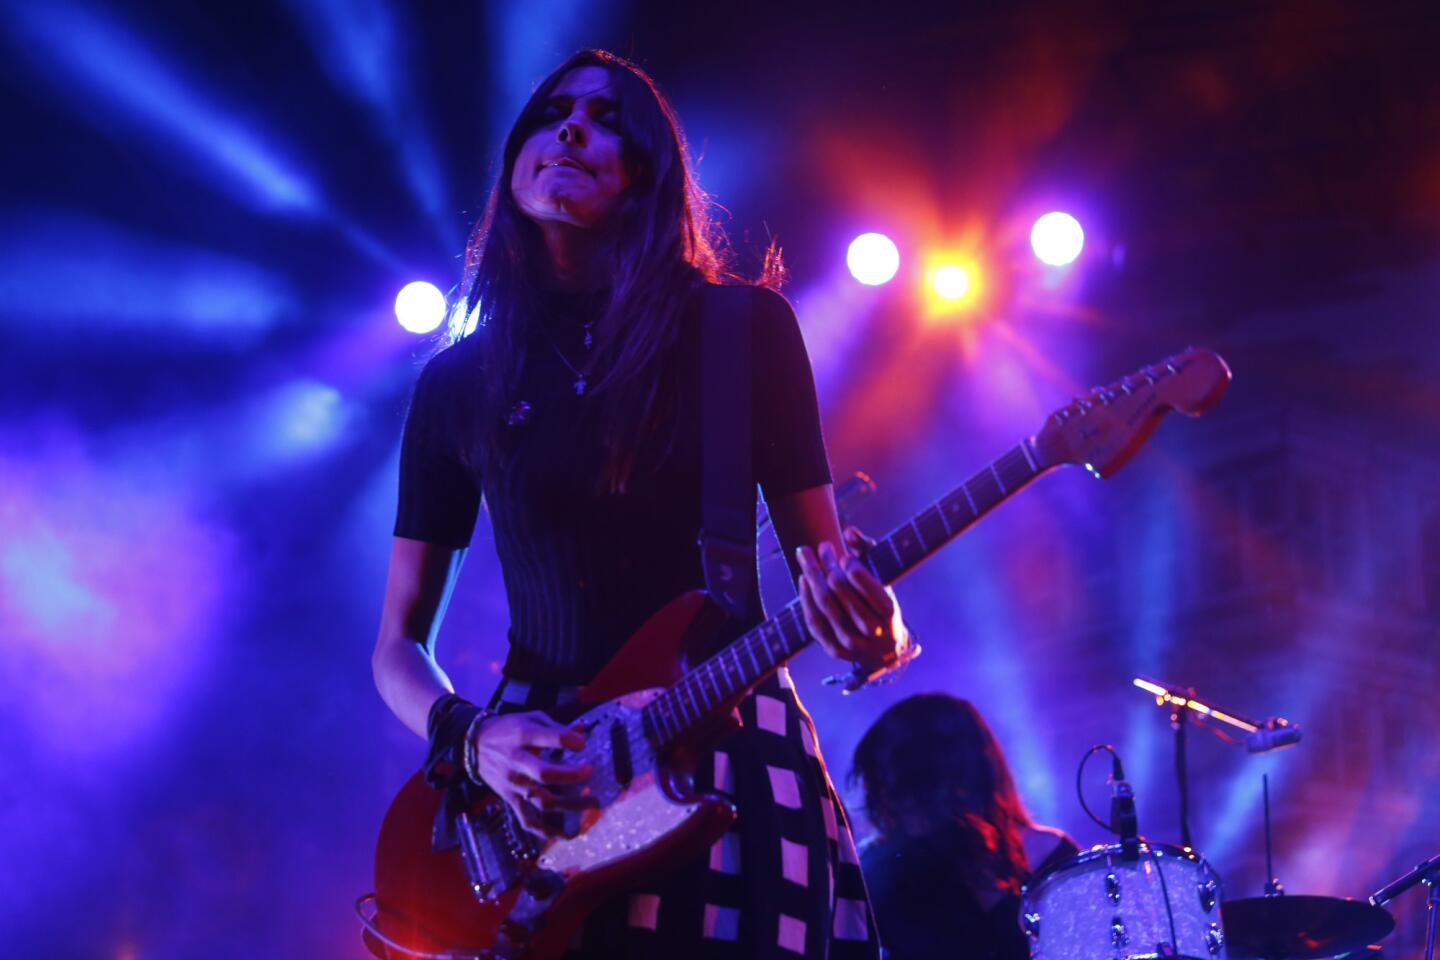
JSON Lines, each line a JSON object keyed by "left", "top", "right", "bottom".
{"left": 359, "top": 349, "right": 1232, "bottom": 959}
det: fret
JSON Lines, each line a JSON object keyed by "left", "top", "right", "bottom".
{"left": 940, "top": 491, "right": 970, "bottom": 530}
{"left": 728, "top": 649, "right": 748, "bottom": 692}
{"left": 767, "top": 625, "right": 787, "bottom": 663}
{"left": 708, "top": 663, "right": 726, "bottom": 702}
{"left": 776, "top": 608, "right": 806, "bottom": 657}
{"left": 989, "top": 462, "right": 1007, "bottom": 494}
{"left": 996, "top": 448, "right": 1029, "bottom": 491}
{"left": 1019, "top": 438, "right": 1038, "bottom": 472}
{"left": 885, "top": 535, "right": 904, "bottom": 575}
{"left": 686, "top": 676, "right": 706, "bottom": 716}
{"left": 968, "top": 468, "right": 1003, "bottom": 513}
{"left": 867, "top": 545, "right": 903, "bottom": 584}
{"left": 744, "top": 636, "right": 764, "bottom": 676}
{"left": 893, "top": 523, "right": 922, "bottom": 568}
{"left": 935, "top": 498, "right": 954, "bottom": 535}
{"left": 960, "top": 481, "right": 978, "bottom": 515}
{"left": 653, "top": 702, "right": 670, "bottom": 743}
{"left": 751, "top": 630, "right": 774, "bottom": 672}
{"left": 917, "top": 506, "right": 950, "bottom": 553}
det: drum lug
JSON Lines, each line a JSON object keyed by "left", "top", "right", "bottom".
{"left": 1199, "top": 878, "right": 1219, "bottom": 913}
{"left": 1106, "top": 871, "right": 1122, "bottom": 905}
{"left": 1206, "top": 921, "right": 1225, "bottom": 955}
{"left": 1110, "top": 914, "right": 1129, "bottom": 949}
{"left": 1023, "top": 910, "right": 1041, "bottom": 940}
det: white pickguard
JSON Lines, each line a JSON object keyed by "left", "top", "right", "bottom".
{"left": 534, "top": 689, "right": 709, "bottom": 878}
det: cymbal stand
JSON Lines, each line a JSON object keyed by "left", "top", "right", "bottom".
{"left": 1262, "top": 773, "right": 1283, "bottom": 896}
{"left": 1371, "top": 853, "right": 1440, "bottom": 960}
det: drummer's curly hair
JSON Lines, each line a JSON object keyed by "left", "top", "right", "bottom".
{"left": 850, "top": 693, "right": 1034, "bottom": 894}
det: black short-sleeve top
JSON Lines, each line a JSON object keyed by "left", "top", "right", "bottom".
{"left": 394, "top": 284, "right": 831, "bottom": 685}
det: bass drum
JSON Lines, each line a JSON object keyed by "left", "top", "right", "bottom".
{"left": 1020, "top": 842, "right": 1226, "bottom": 960}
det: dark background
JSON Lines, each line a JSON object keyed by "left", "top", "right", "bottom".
{"left": 2, "top": 1, "right": 1437, "bottom": 957}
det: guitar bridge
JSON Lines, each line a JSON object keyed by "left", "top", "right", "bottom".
{"left": 456, "top": 802, "right": 537, "bottom": 903}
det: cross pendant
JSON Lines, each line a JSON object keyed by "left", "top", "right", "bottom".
{"left": 574, "top": 376, "right": 587, "bottom": 396}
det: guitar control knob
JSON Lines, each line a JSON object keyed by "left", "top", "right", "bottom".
{"left": 1105, "top": 872, "right": 1121, "bottom": 905}
{"left": 1022, "top": 911, "right": 1040, "bottom": 940}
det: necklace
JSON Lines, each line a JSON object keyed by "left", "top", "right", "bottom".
{"left": 538, "top": 316, "right": 595, "bottom": 396}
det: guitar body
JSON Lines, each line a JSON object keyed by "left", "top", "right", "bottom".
{"left": 370, "top": 591, "right": 742, "bottom": 960}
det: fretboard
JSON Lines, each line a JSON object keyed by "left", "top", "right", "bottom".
{"left": 641, "top": 439, "right": 1048, "bottom": 749}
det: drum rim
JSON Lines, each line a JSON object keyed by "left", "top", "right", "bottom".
{"left": 1021, "top": 841, "right": 1220, "bottom": 903}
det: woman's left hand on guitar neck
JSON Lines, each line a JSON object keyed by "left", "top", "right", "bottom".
{"left": 796, "top": 525, "right": 910, "bottom": 677}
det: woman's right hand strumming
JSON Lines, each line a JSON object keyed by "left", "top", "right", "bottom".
{"left": 470, "top": 710, "right": 596, "bottom": 836}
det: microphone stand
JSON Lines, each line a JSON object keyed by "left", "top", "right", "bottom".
{"left": 1172, "top": 696, "right": 1193, "bottom": 850}
{"left": 1133, "top": 676, "right": 1298, "bottom": 851}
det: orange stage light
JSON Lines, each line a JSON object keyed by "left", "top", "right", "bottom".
{"left": 921, "top": 253, "right": 984, "bottom": 322}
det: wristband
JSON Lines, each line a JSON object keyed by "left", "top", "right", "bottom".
{"left": 423, "top": 693, "right": 483, "bottom": 791}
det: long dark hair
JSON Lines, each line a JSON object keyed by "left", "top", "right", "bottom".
{"left": 850, "top": 694, "right": 1035, "bottom": 894}
{"left": 447, "top": 49, "right": 781, "bottom": 491}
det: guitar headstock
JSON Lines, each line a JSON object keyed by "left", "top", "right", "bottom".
{"left": 1033, "top": 349, "right": 1231, "bottom": 478}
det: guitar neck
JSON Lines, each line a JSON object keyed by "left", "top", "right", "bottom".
{"left": 641, "top": 439, "right": 1050, "bottom": 749}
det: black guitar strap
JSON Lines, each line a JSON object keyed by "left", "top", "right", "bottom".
{"left": 698, "top": 284, "right": 759, "bottom": 624}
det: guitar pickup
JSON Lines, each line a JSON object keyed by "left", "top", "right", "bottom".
{"left": 609, "top": 721, "right": 633, "bottom": 786}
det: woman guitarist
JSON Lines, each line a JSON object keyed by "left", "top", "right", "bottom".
{"left": 372, "top": 49, "right": 911, "bottom": 959}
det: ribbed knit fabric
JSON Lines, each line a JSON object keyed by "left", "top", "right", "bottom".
{"left": 394, "top": 284, "right": 831, "bottom": 685}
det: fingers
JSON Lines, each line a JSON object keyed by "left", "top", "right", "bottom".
{"left": 843, "top": 525, "right": 876, "bottom": 552}
{"left": 841, "top": 527, "right": 893, "bottom": 616}
{"left": 512, "top": 753, "right": 594, "bottom": 786}
{"left": 517, "top": 713, "right": 588, "bottom": 752}
{"left": 798, "top": 546, "right": 850, "bottom": 652}
{"left": 799, "top": 542, "right": 885, "bottom": 650}
{"left": 799, "top": 573, "right": 844, "bottom": 659}
{"left": 840, "top": 554, "right": 893, "bottom": 621}
{"left": 523, "top": 783, "right": 599, "bottom": 813}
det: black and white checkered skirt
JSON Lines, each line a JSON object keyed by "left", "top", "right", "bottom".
{"left": 487, "top": 668, "right": 881, "bottom": 960}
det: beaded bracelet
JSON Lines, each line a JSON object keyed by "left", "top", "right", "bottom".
{"left": 462, "top": 708, "right": 497, "bottom": 785}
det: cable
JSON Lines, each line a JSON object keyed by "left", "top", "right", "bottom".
{"left": 1075, "top": 743, "right": 1122, "bottom": 833}
{"left": 1148, "top": 847, "right": 1181, "bottom": 952}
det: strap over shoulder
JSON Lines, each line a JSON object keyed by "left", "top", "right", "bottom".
{"left": 697, "top": 284, "right": 759, "bottom": 623}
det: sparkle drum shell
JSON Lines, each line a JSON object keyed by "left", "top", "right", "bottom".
{"left": 1020, "top": 843, "right": 1226, "bottom": 960}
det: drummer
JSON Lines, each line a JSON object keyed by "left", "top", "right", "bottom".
{"left": 851, "top": 694, "right": 1078, "bottom": 960}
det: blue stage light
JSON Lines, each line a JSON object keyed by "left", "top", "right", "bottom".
{"left": 1030, "top": 212, "right": 1085, "bottom": 266}
{"left": 282, "top": 0, "right": 455, "bottom": 248}
{"left": 395, "top": 281, "right": 447, "bottom": 334}
{"left": 10, "top": 1, "right": 320, "bottom": 214}
{"left": 846, "top": 233, "right": 900, "bottom": 286}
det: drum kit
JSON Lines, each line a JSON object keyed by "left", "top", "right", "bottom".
{"left": 1018, "top": 677, "right": 1436, "bottom": 960}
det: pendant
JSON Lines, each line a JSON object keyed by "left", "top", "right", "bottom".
{"left": 574, "top": 375, "right": 587, "bottom": 396}
{"left": 505, "top": 400, "right": 532, "bottom": 426}
{"left": 583, "top": 324, "right": 594, "bottom": 350}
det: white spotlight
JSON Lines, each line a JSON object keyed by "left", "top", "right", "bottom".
{"left": 1030, "top": 212, "right": 1085, "bottom": 267}
{"left": 846, "top": 233, "right": 900, "bottom": 285}
{"left": 394, "top": 281, "right": 447, "bottom": 334}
